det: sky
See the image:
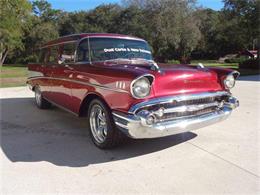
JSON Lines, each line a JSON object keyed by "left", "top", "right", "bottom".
{"left": 46, "top": 0, "right": 224, "bottom": 12}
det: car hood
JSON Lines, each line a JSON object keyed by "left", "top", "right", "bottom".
{"left": 151, "top": 64, "right": 223, "bottom": 97}
{"left": 96, "top": 62, "right": 224, "bottom": 98}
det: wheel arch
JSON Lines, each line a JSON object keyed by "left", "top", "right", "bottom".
{"left": 79, "top": 92, "right": 110, "bottom": 117}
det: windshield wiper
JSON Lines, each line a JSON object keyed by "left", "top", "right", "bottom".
{"left": 104, "top": 58, "right": 160, "bottom": 71}
{"left": 104, "top": 58, "right": 132, "bottom": 64}
{"left": 129, "top": 58, "right": 160, "bottom": 70}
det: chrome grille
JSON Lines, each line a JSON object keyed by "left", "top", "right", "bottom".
{"left": 160, "top": 107, "right": 217, "bottom": 121}
{"left": 136, "top": 94, "right": 229, "bottom": 121}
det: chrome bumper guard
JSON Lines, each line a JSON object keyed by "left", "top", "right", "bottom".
{"left": 112, "top": 92, "right": 239, "bottom": 139}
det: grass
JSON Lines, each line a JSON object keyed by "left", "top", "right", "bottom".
{"left": 0, "top": 64, "right": 28, "bottom": 88}
{"left": 189, "top": 60, "right": 259, "bottom": 76}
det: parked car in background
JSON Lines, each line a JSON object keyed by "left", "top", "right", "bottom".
{"left": 27, "top": 33, "right": 240, "bottom": 149}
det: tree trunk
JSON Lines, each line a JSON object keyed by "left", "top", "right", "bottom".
{"left": 0, "top": 49, "right": 8, "bottom": 67}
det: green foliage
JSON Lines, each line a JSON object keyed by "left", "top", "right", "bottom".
{"left": 0, "top": 0, "right": 32, "bottom": 65}
{"left": 5, "top": 0, "right": 60, "bottom": 63}
{"left": 122, "top": 0, "right": 202, "bottom": 62}
{"left": 1, "top": 0, "right": 258, "bottom": 64}
{"left": 216, "top": 0, "right": 259, "bottom": 54}
{"left": 32, "top": 0, "right": 62, "bottom": 21}
{"left": 224, "top": 56, "right": 248, "bottom": 63}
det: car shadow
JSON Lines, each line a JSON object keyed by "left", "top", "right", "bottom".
{"left": 0, "top": 97, "right": 197, "bottom": 167}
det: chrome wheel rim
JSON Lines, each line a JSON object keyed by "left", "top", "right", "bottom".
{"left": 89, "top": 104, "right": 108, "bottom": 143}
{"left": 35, "top": 89, "right": 42, "bottom": 106}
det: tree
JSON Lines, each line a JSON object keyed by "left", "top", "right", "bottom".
{"left": 193, "top": 9, "right": 220, "bottom": 58}
{"left": 113, "top": 6, "right": 149, "bottom": 38}
{"left": 32, "top": 0, "right": 62, "bottom": 22}
{"left": 0, "top": 0, "right": 31, "bottom": 66}
{"left": 215, "top": 0, "right": 259, "bottom": 54}
{"left": 124, "top": 0, "right": 201, "bottom": 62}
{"left": 17, "top": 0, "right": 60, "bottom": 63}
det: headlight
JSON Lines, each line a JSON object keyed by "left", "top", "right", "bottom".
{"left": 131, "top": 76, "right": 152, "bottom": 98}
{"left": 224, "top": 74, "right": 236, "bottom": 89}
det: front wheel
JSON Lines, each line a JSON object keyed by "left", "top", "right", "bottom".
{"left": 87, "top": 99, "right": 126, "bottom": 149}
{"left": 34, "top": 86, "right": 52, "bottom": 109}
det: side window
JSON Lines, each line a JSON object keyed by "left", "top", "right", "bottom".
{"left": 60, "top": 43, "right": 76, "bottom": 63}
{"left": 77, "top": 39, "right": 89, "bottom": 62}
{"left": 49, "top": 46, "right": 59, "bottom": 63}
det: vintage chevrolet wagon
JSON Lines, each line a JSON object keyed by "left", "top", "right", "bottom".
{"left": 27, "top": 33, "right": 239, "bottom": 148}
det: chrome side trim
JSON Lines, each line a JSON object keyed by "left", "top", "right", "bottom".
{"left": 43, "top": 97, "right": 78, "bottom": 116}
{"left": 28, "top": 71, "right": 44, "bottom": 78}
{"left": 129, "top": 91, "right": 230, "bottom": 114}
{"left": 27, "top": 76, "right": 130, "bottom": 94}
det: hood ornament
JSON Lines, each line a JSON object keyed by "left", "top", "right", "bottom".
{"left": 197, "top": 63, "right": 205, "bottom": 69}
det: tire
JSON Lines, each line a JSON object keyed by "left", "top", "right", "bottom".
{"left": 87, "top": 99, "right": 126, "bottom": 149}
{"left": 34, "top": 86, "right": 52, "bottom": 109}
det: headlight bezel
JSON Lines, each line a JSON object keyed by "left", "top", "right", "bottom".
{"left": 223, "top": 71, "right": 240, "bottom": 89}
{"left": 130, "top": 74, "right": 154, "bottom": 99}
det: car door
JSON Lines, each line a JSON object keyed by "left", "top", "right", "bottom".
{"left": 47, "top": 44, "right": 74, "bottom": 110}
{"left": 69, "top": 38, "right": 91, "bottom": 114}
{"left": 38, "top": 47, "right": 54, "bottom": 100}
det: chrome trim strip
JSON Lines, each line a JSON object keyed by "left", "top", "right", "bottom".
{"left": 86, "top": 36, "right": 146, "bottom": 42}
{"left": 27, "top": 76, "right": 130, "bottom": 94}
{"left": 28, "top": 71, "right": 44, "bottom": 78}
{"left": 112, "top": 111, "right": 137, "bottom": 122}
{"left": 43, "top": 97, "right": 78, "bottom": 116}
{"left": 129, "top": 91, "right": 230, "bottom": 114}
{"left": 115, "top": 122, "right": 129, "bottom": 129}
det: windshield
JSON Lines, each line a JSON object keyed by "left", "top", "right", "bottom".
{"left": 88, "top": 37, "right": 153, "bottom": 62}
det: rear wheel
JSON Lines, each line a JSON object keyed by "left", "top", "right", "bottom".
{"left": 87, "top": 99, "right": 126, "bottom": 149}
{"left": 34, "top": 86, "right": 52, "bottom": 109}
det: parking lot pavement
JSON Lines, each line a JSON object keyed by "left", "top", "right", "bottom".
{"left": 1, "top": 75, "right": 260, "bottom": 194}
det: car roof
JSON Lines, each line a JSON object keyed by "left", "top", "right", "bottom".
{"left": 42, "top": 33, "right": 145, "bottom": 48}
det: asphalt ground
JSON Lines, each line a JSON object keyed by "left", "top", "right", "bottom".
{"left": 0, "top": 75, "right": 259, "bottom": 194}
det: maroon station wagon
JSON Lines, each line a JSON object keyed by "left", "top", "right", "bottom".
{"left": 27, "top": 33, "right": 239, "bottom": 148}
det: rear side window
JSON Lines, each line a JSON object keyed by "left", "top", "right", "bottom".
{"left": 77, "top": 39, "right": 89, "bottom": 62}
{"left": 49, "top": 46, "right": 59, "bottom": 63}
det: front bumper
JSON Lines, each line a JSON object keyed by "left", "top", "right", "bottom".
{"left": 112, "top": 93, "right": 239, "bottom": 139}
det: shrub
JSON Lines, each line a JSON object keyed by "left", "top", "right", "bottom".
{"left": 225, "top": 56, "right": 248, "bottom": 63}
{"left": 239, "top": 59, "right": 260, "bottom": 69}
{"left": 167, "top": 59, "right": 180, "bottom": 64}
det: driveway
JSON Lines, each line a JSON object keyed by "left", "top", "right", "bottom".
{"left": 1, "top": 75, "right": 259, "bottom": 194}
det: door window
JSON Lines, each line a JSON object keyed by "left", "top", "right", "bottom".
{"left": 60, "top": 43, "right": 76, "bottom": 63}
